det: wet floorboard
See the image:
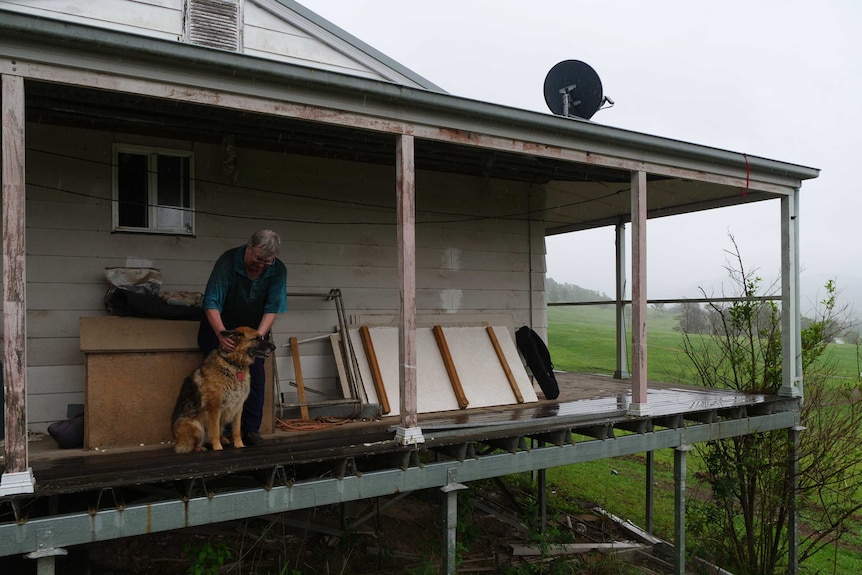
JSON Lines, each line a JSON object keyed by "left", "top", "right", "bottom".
{"left": 4, "top": 373, "right": 786, "bottom": 498}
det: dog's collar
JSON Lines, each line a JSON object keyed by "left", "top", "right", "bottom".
{"left": 224, "top": 362, "right": 246, "bottom": 380}
{"left": 221, "top": 353, "right": 247, "bottom": 371}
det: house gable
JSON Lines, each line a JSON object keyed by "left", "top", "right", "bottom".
{"left": 0, "top": 0, "right": 443, "bottom": 90}
{"left": 250, "top": 0, "right": 444, "bottom": 90}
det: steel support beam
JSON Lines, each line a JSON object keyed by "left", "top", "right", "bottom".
{"left": 0, "top": 411, "right": 799, "bottom": 557}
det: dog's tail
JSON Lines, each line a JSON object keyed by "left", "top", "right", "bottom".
{"left": 173, "top": 418, "right": 205, "bottom": 454}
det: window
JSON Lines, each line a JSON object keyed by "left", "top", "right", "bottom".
{"left": 113, "top": 145, "right": 194, "bottom": 234}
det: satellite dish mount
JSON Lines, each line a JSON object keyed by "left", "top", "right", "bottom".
{"left": 559, "top": 84, "right": 581, "bottom": 117}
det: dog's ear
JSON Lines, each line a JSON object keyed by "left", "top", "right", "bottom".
{"left": 220, "top": 329, "right": 238, "bottom": 340}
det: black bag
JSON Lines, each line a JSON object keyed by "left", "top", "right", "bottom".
{"left": 105, "top": 287, "right": 204, "bottom": 321}
{"left": 47, "top": 414, "right": 84, "bottom": 449}
{"left": 516, "top": 326, "right": 560, "bottom": 400}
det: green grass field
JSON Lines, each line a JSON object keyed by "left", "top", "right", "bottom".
{"left": 544, "top": 305, "right": 862, "bottom": 574}
{"left": 547, "top": 305, "right": 691, "bottom": 381}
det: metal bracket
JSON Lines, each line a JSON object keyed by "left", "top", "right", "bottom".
{"left": 26, "top": 528, "right": 68, "bottom": 560}
{"left": 441, "top": 468, "right": 467, "bottom": 493}
{"left": 336, "top": 457, "right": 361, "bottom": 479}
{"left": 91, "top": 487, "right": 125, "bottom": 513}
{"left": 399, "top": 449, "right": 423, "bottom": 470}
{"left": 175, "top": 477, "right": 212, "bottom": 501}
{"left": 4, "top": 497, "right": 27, "bottom": 523}
{"left": 267, "top": 465, "right": 293, "bottom": 490}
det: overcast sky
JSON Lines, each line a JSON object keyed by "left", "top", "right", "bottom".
{"left": 299, "top": 0, "right": 861, "bottom": 314}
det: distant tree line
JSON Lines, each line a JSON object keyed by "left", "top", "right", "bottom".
{"left": 546, "top": 277, "right": 611, "bottom": 303}
{"left": 546, "top": 277, "right": 846, "bottom": 343}
{"left": 672, "top": 300, "right": 840, "bottom": 340}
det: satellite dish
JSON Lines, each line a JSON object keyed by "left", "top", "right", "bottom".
{"left": 543, "top": 60, "right": 607, "bottom": 119}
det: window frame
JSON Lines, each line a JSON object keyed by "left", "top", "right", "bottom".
{"left": 112, "top": 144, "right": 195, "bottom": 235}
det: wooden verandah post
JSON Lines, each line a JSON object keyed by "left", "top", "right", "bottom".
{"left": 628, "top": 170, "right": 650, "bottom": 416}
{"left": 1, "top": 73, "right": 35, "bottom": 495}
{"left": 394, "top": 133, "right": 423, "bottom": 445}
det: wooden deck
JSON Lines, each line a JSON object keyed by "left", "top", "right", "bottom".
{"left": 0, "top": 371, "right": 801, "bottom": 561}
{"left": 3, "top": 372, "right": 791, "bottom": 500}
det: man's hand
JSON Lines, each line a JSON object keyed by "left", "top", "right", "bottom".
{"left": 218, "top": 331, "right": 236, "bottom": 351}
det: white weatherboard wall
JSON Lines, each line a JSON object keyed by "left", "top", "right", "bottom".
{"left": 1, "top": 0, "right": 185, "bottom": 41}
{"left": 347, "top": 326, "right": 538, "bottom": 416}
{"left": 18, "top": 122, "right": 548, "bottom": 430}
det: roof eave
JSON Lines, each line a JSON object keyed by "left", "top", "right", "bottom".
{"left": 0, "top": 10, "right": 820, "bottom": 185}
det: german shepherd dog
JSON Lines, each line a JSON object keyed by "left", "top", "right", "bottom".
{"left": 172, "top": 327, "right": 276, "bottom": 453}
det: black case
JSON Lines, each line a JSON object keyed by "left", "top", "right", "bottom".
{"left": 515, "top": 326, "right": 560, "bottom": 400}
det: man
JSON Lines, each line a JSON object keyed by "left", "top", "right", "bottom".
{"left": 198, "top": 229, "right": 287, "bottom": 446}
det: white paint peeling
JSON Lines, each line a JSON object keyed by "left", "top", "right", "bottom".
{"left": 125, "top": 258, "right": 155, "bottom": 268}
{"left": 441, "top": 289, "right": 462, "bottom": 312}
{"left": 442, "top": 247, "right": 462, "bottom": 270}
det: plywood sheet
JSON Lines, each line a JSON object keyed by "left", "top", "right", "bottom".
{"left": 80, "top": 316, "right": 200, "bottom": 352}
{"left": 85, "top": 351, "right": 276, "bottom": 449}
{"left": 445, "top": 326, "right": 537, "bottom": 407}
{"left": 346, "top": 326, "right": 537, "bottom": 417}
{"left": 85, "top": 352, "right": 203, "bottom": 449}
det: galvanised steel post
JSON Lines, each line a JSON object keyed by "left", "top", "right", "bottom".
{"left": 674, "top": 444, "right": 691, "bottom": 575}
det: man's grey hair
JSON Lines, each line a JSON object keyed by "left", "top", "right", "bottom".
{"left": 249, "top": 229, "right": 281, "bottom": 256}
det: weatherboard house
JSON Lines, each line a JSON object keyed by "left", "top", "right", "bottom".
{"left": 0, "top": 1, "right": 817, "bottom": 574}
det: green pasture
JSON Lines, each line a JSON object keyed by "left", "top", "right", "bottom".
{"left": 547, "top": 304, "right": 862, "bottom": 383}
{"left": 547, "top": 305, "right": 689, "bottom": 381}
{"left": 544, "top": 305, "right": 862, "bottom": 574}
